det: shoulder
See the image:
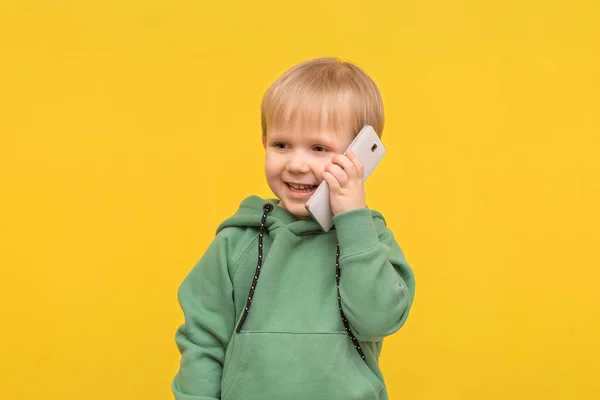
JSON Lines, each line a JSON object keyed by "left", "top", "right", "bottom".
{"left": 212, "top": 225, "right": 260, "bottom": 274}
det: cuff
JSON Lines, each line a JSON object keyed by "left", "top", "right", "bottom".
{"left": 333, "top": 207, "right": 380, "bottom": 255}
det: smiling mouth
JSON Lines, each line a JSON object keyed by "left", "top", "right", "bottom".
{"left": 286, "top": 183, "right": 318, "bottom": 193}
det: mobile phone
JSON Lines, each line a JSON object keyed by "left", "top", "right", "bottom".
{"left": 305, "top": 125, "right": 386, "bottom": 232}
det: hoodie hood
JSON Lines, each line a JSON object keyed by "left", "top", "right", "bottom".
{"left": 216, "top": 195, "right": 386, "bottom": 236}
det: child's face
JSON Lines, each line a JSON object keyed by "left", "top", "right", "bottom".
{"left": 263, "top": 119, "right": 355, "bottom": 219}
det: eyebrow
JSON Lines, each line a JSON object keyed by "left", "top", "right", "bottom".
{"left": 269, "top": 135, "right": 339, "bottom": 148}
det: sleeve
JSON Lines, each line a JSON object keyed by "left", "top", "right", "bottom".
{"left": 172, "top": 231, "right": 236, "bottom": 400}
{"left": 332, "top": 208, "right": 416, "bottom": 342}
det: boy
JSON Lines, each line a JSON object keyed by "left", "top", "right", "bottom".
{"left": 172, "top": 57, "right": 415, "bottom": 400}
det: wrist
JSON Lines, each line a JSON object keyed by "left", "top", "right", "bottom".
{"left": 333, "top": 208, "right": 379, "bottom": 254}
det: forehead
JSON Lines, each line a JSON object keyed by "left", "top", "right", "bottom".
{"left": 267, "top": 118, "right": 355, "bottom": 149}
{"left": 266, "top": 94, "right": 357, "bottom": 146}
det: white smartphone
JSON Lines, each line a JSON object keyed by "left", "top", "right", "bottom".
{"left": 305, "top": 125, "right": 386, "bottom": 232}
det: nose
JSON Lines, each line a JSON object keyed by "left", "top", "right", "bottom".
{"left": 286, "top": 150, "right": 310, "bottom": 174}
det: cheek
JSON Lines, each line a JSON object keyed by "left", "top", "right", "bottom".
{"left": 264, "top": 152, "right": 284, "bottom": 176}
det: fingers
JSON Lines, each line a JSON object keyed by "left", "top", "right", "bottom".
{"left": 322, "top": 171, "right": 341, "bottom": 191}
{"left": 330, "top": 154, "right": 356, "bottom": 180}
{"left": 327, "top": 152, "right": 364, "bottom": 181}
{"left": 345, "top": 150, "right": 364, "bottom": 180}
{"left": 325, "top": 163, "right": 349, "bottom": 187}
{"left": 324, "top": 152, "right": 365, "bottom": 189}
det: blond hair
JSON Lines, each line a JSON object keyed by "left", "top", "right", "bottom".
{"left": 261, "top": 57, "right": 385, "bottom": 140}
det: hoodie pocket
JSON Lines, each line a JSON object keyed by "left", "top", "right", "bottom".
{"left": 221, "top": 332, "right": 383, "bottom": 400}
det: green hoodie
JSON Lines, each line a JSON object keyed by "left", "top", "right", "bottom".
{"left": 172, "top": 195, "right": 415, "bottom": 400}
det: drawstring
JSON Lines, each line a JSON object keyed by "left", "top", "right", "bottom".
{"left": 336, "top": 243, "right": 366, "bottom": 362}
{"left": 236, "top": 203, "right": 273, "bottom": 333}
{"left": 235, "top": 202, "right": 366, "bottom": 363}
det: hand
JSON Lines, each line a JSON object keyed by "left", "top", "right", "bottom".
{"left": 322, "top": 150, "right": 366, "bottom": 216}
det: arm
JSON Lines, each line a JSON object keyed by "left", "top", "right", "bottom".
{"left": 172, "top": 231, "right": 235, "bottom": 400}
{"left": 333, "top": 208, "right": 415, "bottom": 342}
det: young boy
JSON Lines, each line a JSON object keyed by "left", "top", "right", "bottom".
{"left": 172, "top": 57, "right": 415, "bottom": 400}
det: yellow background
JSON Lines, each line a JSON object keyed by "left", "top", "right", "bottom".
{"left": 1, "top": 1, "right": 599, "bottom": 399}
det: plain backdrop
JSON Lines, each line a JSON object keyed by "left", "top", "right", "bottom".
{"left": 1, "top": 1, "right": 599, "bottom": 399}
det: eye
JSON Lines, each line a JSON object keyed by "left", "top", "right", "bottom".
{"left": 313, "top": 145, "right": 329, "bottom": 153}
{"left": 273, "top": 142, "right": 288, "bottom": 149}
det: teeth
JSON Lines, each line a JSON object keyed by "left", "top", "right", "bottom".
{"left": 288, "top": 183, "right": 315, "bottom": 191}
{"left": 290, "top": 183, "right": 311, "bottom": 189}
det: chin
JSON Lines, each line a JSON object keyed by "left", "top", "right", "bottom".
{"left": 279, "top": 200, "right": 311, "bottom": 220}
{"left": 291, "top": 209, "right": 311, "bottom": 220}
